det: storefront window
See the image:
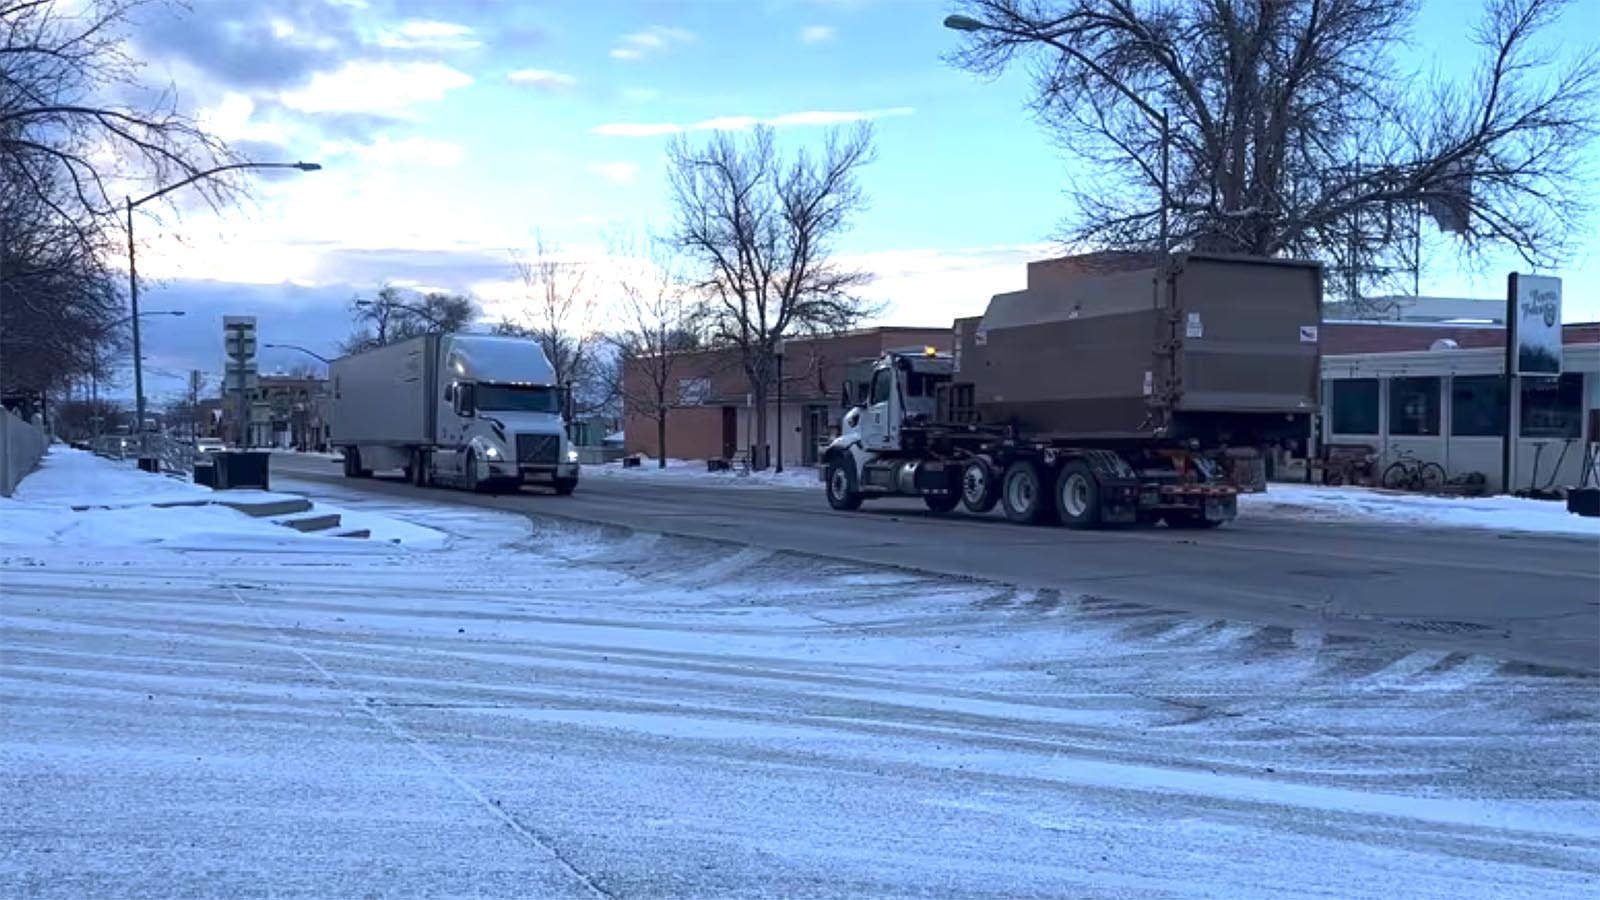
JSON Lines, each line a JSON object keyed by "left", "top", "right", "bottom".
{"left": 1520, "top": 373, "right": 1582, "bottom": 438}
{"left": 1330, "top": 379, "right": 1379, "bottom": 434}
{"left": 1389, "top": 377, "right": 1441, "bottom": 436}
{"left": 1450, "top": 375, "right": 1505, "bottom": 437}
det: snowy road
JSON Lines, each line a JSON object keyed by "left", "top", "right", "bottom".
{"left": 3, "top": 481, "right": 1597, "bottom": 898}
{"left": 273, "top": 454, "right": 1600, "bottom": 673}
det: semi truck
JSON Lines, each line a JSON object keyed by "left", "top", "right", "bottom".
{"left": 820, "top": 253, "right": 1321, "bottom": 528}
{"left": 328, "top": 333, "right": 580, "bottom": 494}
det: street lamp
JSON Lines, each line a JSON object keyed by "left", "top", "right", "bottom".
{"left": 127, "top": 160, "right": 321, "bottom": 465}
{"left": 92, "top": 310, "right": 185, "bottom": 440}
{"left": 264, "top": 343, "right": 333, "bottom": 365}
{"left": 943, "top": 14, "right": 1170, "bottom": 256}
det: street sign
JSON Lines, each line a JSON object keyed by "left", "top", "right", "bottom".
{"left": 1509, "top": 274, "right": 1562, "bottom": 376}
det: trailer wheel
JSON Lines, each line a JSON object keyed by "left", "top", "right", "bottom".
{"left": 1000, "top": 461, "right": 1053, "bottom": 525}
{"left": 825, "top": 460, "right": 863, "bottom": 511}
{"left": 342, "top": 447, "right": 372, "bottom": 479}
{"left": 960, "top": 458, "right": 1001, "bottom": 513}
{"left": 1055, "top": 461, "right": 1102, "bottom": 529}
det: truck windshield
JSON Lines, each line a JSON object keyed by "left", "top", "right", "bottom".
{"left": 475, "top": 384, "right": 560, "bottom": 413}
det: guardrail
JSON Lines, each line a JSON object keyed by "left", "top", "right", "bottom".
{"left": 91, "top": 434, "right": 196, "bottom": 476}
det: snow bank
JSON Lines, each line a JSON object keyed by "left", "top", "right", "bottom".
{"left": 1246, "top": 482, "right": 1600, "bottom": 537}
{"left": 0, "top": 447, "right": 445, "bottom": 549}
{"left": 583, "top": 456, "right": 819, "bottom": 491}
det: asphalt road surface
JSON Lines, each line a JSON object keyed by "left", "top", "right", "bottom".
{"left": 272, "top": 454, "right": 1600, "bottom": 673}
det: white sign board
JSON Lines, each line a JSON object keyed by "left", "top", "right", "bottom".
{"left": 1510, "top": 274, "right": 1562, "bottom": 376}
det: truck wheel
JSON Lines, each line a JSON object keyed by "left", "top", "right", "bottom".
{"left": 551, "top": 476, "right": 578, "bottom": 496}
{"left": 960, "top": 458, "right": 1001, "bottom": 514}
{"left": 464, "top": 450, "right": 486, "bottom": 493}
{"left": 343, "top": 447, "right": 372, "bottom": 479}
{"left": 1055, "top": 461, "right": 1102, "bottom": 529}
{"left": 923, "top": 492, "right": 960, "bottom": 515}
{"left": 825, "top": 460, "right": 863, "bottom": 511}
{"left": 1001, "top": 461, "right": 1053, "bottom": 525}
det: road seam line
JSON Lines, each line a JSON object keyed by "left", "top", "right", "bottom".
{"left": 225, "top": 586, "right": 615, "bottom": 900}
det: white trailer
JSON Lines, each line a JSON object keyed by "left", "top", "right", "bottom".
{"left": 328, "top": 334, "right": 580, "bottom": 494}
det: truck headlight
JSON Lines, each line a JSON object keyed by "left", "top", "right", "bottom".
{"left": 484, "top": 445, "right": 501, "bottom": 460}
{"left": 566, "top": 449, "right": 579, "bottom": 463}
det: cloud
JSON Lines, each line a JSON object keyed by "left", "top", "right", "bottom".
{"left": 507, "top": 68, "right": 578, "bottom": 91}
{"left": 136, "top": 2, "right": 359, "bottom": 91}
{"left": 377, "top": 20, "right": 481, "bottom": 50}
{"left": 318, "top": 136, "right": 465, "bottom": 167}
{"left": 586, "top": 162, "right": 640, "bottom": 183}
{"left": 279, "top": 61, "right": 473, "bottom": 115}
{"left": 839, "top": 244, "right": 1056, "bottom": 327}
{"left": 592, "top": 106, "right": 914, "bottom": 137}
{"left": 610, "top": 25, "right": 695, "bottom": 61}
{"left": 800, "top": 25, "right": 836, "bottom": 44}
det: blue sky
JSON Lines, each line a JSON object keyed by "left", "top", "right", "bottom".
{"left": 115, "top": 0, "right": 1599, "bottom": 401}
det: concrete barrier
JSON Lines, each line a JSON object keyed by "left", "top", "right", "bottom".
{"left": 1, "top": 407, "right": 49, "bottom": 497}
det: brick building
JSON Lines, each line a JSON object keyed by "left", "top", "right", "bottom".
{"left": 622, "top": 326, "right": 950, "bottom": 469}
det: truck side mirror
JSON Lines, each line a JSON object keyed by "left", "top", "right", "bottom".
{"left": 840, "top": 385, "right": 851, "bottom": 409}
{"left": 455, "top": 383, "right": 475, "bottom": 417}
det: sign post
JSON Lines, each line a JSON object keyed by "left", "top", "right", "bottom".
{"left": 1502, "top": 274, "right": 1562, "bottom": 493}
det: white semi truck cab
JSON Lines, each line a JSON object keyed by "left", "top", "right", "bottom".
{"left": 330, "top": 333, "right": 580, "bottom": 494}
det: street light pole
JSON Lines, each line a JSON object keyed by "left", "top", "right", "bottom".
{"left": 126, "top": 160, "right": 320, "bottom": 466}
{"left": 263, "top": 343, "right": 333, "bottom": 365}
{"left": 775, "top": 341, "right": 786, "bottom": 474}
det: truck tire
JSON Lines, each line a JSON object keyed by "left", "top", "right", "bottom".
{"left": 342, "top": 447, "right": 372, "bottom": 479}
{"left": 825, "top": 460, "right": 863, "bottom": 511}
{"left": 960, "top": 458, "right": 1001, "bottom": 514}
{"left": 552, "top": 476, "right": 578, "bottom": 496}
{"left": 1055, "top": 461, "right": 1102, "bottom": 529}
{"left": 464, "top": 450, "right": 486, "bottom": 493}
{"left": 923, "top": 492, "right": 960, "bottom": 515}
{"left": 1000, "top": 460, "right": 1054, "bottom": 525}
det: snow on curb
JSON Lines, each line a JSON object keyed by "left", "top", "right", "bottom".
{"left": 1244, "top": 482, "right": 1600, "bottom": 537}
{"left": 1, "top": 447, "right": 445, "bottom": 549}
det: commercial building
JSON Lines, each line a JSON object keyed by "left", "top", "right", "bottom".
{"left": 1320, "top": 321, "right": 1598, "bottom": 493}
{"left": 621, "top": 327, "right": 951, "bottom": 469}
{"left": 232, "top": 374, "right": 329, "bottom": 450}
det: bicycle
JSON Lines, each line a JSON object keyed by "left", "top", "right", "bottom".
{"left": 1380, "top": 449, "right": 1447, "bottom": 493}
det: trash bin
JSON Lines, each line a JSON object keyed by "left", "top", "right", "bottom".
{"left": 193, "top": 462, "right": 217, "bottom": 488}
{"left": 214, "top": 451, "right": 271, "bottom": 490}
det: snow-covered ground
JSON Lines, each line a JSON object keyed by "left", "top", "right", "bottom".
{"left": 1244, "top": 482, "right": 1600, "bottom": 536}
{"left": 2, "top": 447, "right": 441, "bottom": 548}
{"left": 2, "top": 462, "right": 1595, "bottom": 897}
{"left": 583, "top": 456, "right": 820, "bottom": 490}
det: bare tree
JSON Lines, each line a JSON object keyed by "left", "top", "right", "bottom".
{"left": 343, "top": 286, "right": 478, "bottom": 352}
{"left": 492, "top": 236, "right": 611, "bottom": 414}
{"left": 2, "top": 0, "right": 242, "bottom": 394}
{"left": 665, "top": 123, "right": 879, "bottom": 468}
{"left": 947, "top": 0, "right": 1599, "bottom": 307}
{"left": 610, "top": 247, "right": 702, "bottom": 467}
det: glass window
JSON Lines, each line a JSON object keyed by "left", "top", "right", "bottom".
{"left": 1520, "top": 373, "right": 1582, "bottom": 438}
{"left": 1450, "top": 375, "right": 1505, "bottom": 437}
{"left": 1390, "top": 377, "right": 1441, "bottom": 435}
{"left": 1330, "top": 379, "right": 1379, "bottom": 434}
{"left": 869, "top": 370, "right": 891, "bottom": 405}
{"left": 475, "top": 384, "right": 560, "bottom": 414}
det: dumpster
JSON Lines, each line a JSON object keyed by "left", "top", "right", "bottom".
{"left": 193, "top": 462, "right": 217, "bottom": 488}
{"left": 213, "top": 451, "right": 270, "bottom": 490}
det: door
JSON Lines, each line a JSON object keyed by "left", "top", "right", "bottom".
{"left": 863, "top": 367, "right": 897, "bottom": 451}
{"left": 803, "top": 405, "right": 829, "bottom": 466}
{"left": 721, "top": 406, "right": 737, "bottom": 460}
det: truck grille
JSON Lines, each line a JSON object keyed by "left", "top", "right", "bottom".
{"left": 516, "top": 434, "right": 560, "bottom": 465}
